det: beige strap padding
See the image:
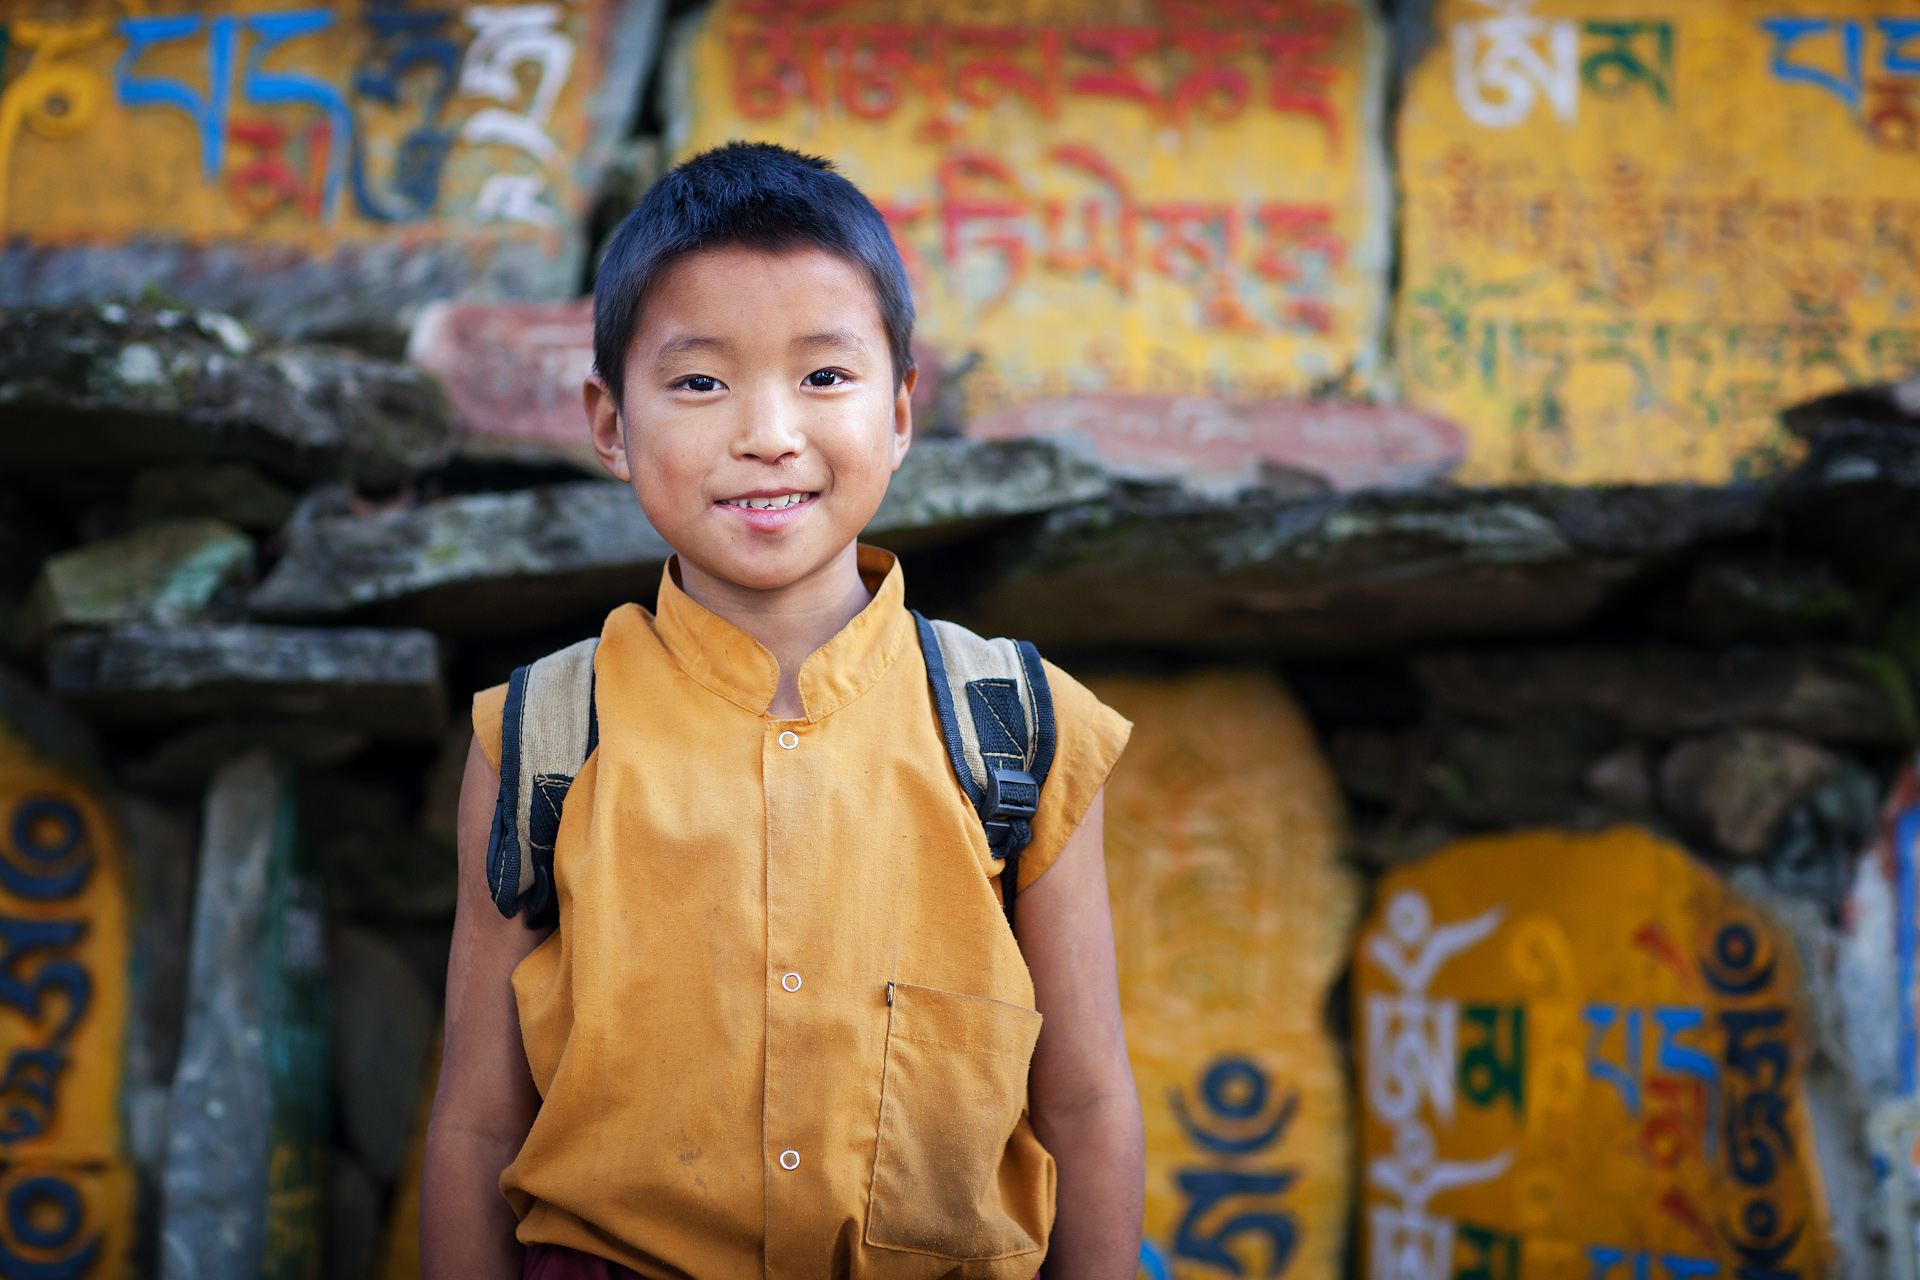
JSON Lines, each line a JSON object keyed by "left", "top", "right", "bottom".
{"left": 512, "top": 636, "right": 599, "bottom": 900}
{"left": 924, "top": 618, "right": 1037, "bottom": 801}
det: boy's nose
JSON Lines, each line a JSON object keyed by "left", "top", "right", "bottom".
{"left": 732, "top": 387, "right": 806, "bottom": 462}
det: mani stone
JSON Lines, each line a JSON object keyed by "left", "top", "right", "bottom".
{"left": 0, "top": 676, "right": 139, "bottom": 1274}
{"left": 47, "top": 624, "right": 445, "bottom": 740}
{"left": 0, "top": 304, "right": 455, "bottom": 487}
{"left": 247, "top": 439, "right": 1109, "bottom": 634}
{"left": 162, "top": 751, "right": 329, "bottom": 1280}
{"left": 23, "top": 518, "right": 253, "bottom": 643}
{"left": 956, "top": 484, "right": 1760, "bottom": 654}
{"left": 1415, "top": 645, "right": 1917, "bottom": 745}
{"left": 1355, "top": 827, "right": 1831, "bottom": 1278}
{"left": 1089, "top": 671, "right": 1357, "bottom": 1280}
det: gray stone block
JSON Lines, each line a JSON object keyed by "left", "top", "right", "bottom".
{"left": 1416, "top": 645, "right": 1918, "bottom": 744}
{"left": 0, "top": 304, "right": 455, "bottom": 486}
{"left": 955, "top": 485, "right": 1760, "bottom": 654}
{"left": 48, "top": 625, "right": 444, "bottom": 740}
{"left": 161, "top": 750, "right": 329, "bottom": 1280}
{"left": 23, "top": 519, "right": 253, "bottom": 643}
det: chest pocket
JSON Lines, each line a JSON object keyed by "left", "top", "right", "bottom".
{"left": 865, "top": 983, "right": 1051, "bottom": 1261}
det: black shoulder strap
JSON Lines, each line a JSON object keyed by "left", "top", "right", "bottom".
{"left": 912, "top": 612, "right": 1056, "bottom": 931}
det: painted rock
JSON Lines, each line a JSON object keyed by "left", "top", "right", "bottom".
{"left": 1396, "top": 0, "right": 1920, "bottom": 487}
{"left": 0, "top": 693, "right": 137, "bottom": 1276}
{"left": 1354, "top": 827, "right": 1830, "bottom": 1279}
{"left": 676, "top": 0, "right": 1393, "bottom": 414}
{"left": 1088, "top": 671, "right": 1357, "bottom": 1280}
{"left": 0, "top": 1, "right": 663, "bottom": 341}
{"left": 161, "top": 750, "right": 328, "bottom": 1280}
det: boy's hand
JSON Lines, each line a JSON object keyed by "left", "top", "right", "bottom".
{"left": 420, "top": 737, "right": 550, "bottom": 1279}
{"left": 1016, "top": 790, "right": 1147, "bottom": 1280}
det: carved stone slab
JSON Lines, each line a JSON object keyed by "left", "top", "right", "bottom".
{"left": 0, "top": 1, "right": 663, "bottom": 340}
{"left": 1396, "top": 0, "right": 1919, "bottom": 487}
{"left": 0, "top": 699, "right": 137, "bottom": 1276}
{"left": 676, "top": 0, "right": 1393, "bottom": 417}
{"left": 160, "top": 750, "right": 328, "bottom": 1280}
{"left": 1355, "top": 827, "right": 1830, "bottom": 1279}
{"left": 1088, "top": 671, "right": 1357, "bottom": 1280}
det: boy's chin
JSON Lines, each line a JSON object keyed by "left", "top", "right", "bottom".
{"left": 681, "top": 537, "right": 858, "bottom": 596}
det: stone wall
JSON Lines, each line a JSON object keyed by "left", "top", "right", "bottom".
{"left": 1, "top": 0, "right": 1919, "bottom": 1277}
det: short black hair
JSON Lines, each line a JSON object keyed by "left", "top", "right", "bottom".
{"left": 592, "top": 141, "right": 915, "bottom": 410}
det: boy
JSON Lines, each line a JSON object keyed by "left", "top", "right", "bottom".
{"left": 422, "top": 142, "right": 1144, "bottom": 1280}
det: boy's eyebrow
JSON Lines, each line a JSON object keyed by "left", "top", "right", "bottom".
{"left": 653, "top": 334, "right": 731, "bottom": 364}
{"left": 793, "top": 330, "right": 868, "bottom": 355}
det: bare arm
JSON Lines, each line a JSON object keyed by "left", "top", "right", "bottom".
{"left": 1016, "top": 790, "right": 1146, "bottom": 1280}
{"left": 421, "top": 738, "right": 550, "bottom": 1280}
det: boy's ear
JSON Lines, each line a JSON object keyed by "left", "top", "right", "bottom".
{"left": 890, "top": 366, "right": 917, "bottom": 472}
{"left": 585, "top": 374, "right": 631, "bottom": 483}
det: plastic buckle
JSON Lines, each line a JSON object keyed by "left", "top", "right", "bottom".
{"left": 984, "top": 768, "right": 1039, "bottom": 821}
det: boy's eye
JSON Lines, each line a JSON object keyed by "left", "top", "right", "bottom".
{"left": 677, "top": 375, "right": 721, "bottom": 393}
{"left": 804, "top": 369, "right": 847, "bottom": 388}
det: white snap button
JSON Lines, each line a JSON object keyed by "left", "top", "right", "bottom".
{"left": 778, "top": 730, "right": 799, "bottom": 750}
{"left": 782, "top": 972, "right": 802, "bottom": 992}
{"left": 780, "top": 1149, "right": 800, "bottom": 1170}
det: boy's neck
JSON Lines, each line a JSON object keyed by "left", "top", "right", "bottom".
{"left": 674, "top": 543, "right": 874, "bottom": 719}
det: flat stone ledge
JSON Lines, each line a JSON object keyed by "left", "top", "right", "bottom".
{"left": 0, "top": 304, "right": 455, "bottom": 486}
{"left": 953, "top": 485, "right": 1767, "bottom": 654}
{"left": 250, "top": 439, "right": 1112, "bottom": 633}
{"left": 47, "top": 624, "right": 444, "bottom": 739}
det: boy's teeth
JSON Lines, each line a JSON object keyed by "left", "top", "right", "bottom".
{"left": 727, "top": 493, "right": 810, "bottom": 510}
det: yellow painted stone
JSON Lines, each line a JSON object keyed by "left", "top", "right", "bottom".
{"left": 0, "top": 0, "right": 619, "bottom": 248}
{"left": 1354, "top": 827, "right": 1829, "bottom": 1280}
{"left": 0, "top": 724, "right": 135, "bottom": 1275}
{"left": 1090, "top": 672, "right": 1357, "bottom": 1280}
{"left": 1395, "top": 0, "right": 1920, "bottom": 488}
{"left": 678, "top": 0, "right": 1392, "bottom": 407}
{"left": 0, "top": 1161, "right": 135, "bottom": 1278}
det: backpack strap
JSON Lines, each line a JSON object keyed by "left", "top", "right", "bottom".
{"left": 911, "top": 612, "right": 1057, "bottom": 931}
{"left": 486, "top": 636, "right": 600, "bottom": 929}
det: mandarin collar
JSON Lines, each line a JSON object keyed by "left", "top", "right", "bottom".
{"left": 652, "top": 545, "right": 912, "bottom": 721}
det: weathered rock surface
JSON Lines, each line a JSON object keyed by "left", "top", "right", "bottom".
{"left": 865, "top": 437, "right": 1110, "bottom": 551}
{"left": 249, "top": 439, "right": 1110, "bottom": 632}
{"left": 128, "top": 464, "right": 299, "bottom": 534}
{"left": 48, "top": 625, "right": 444, "bottom": 739}
{"left": 0, "top": 305, "right": 455, "bottom": 486}
{"left": 24, "top": 519, "right": 253, "bottom": 642}
{"left": 1416, "top": 645, "right": 1917, "bottom": 744}
{"left": 1659, "top": 729, "right": 1842, "bottom": 855}
{"left": 407, "top": 299, "right": 598, "bottom": 470}
{"left": 162, "top": 751, "right": 327, "bottom": 1280}
{"left": 1776, "top": 422, "right": 1920, "bottom": 580}
{"left": 311, "top": 775, "right": 457, "bottom": 922}
{"left": 957, "top": 485, "right": 1762, "bottom": 653}
{"left": 967, "top": 393, "right": 1468, "bottom": 495}
{"left": 331, "top": 926, "right": 436, "bottom": 1183}
{"left": 124, "top": 720, "right": 371, "bottom": 794}
{"left": 249, "top": 482, "right": 671, "bottom": 632}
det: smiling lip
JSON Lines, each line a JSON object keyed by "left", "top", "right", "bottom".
{"left": 715, "top": 490, "right": 819, "bottom": 530}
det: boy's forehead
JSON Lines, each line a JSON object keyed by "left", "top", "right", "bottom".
{"left": 632, "top": 244, "right": 884, "bottom": 354}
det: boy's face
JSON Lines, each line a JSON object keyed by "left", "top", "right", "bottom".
{"left": 586, "top": 245, "right": 913, "bottom": 595}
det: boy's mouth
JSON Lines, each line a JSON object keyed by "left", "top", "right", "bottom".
{"left": 717, "top": 491, "right": 817, "bottom": 511}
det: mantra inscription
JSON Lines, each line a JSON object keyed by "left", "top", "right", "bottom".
{"left": 0, "top": 739, "right": 134, "bottom": 1280}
